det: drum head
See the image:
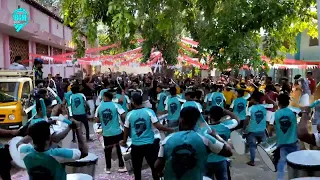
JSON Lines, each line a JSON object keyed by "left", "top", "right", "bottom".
{"left": 9, "top": 136, "right": 26, "bottom": 169}
{"left": 203, "top": 177, "right": 212, "bottom": 180}
{"left": 287, "top": 150, "right": 320, "bottom": 168}
{"left": 67, "top": 173, "right": 92, "bottom": 180}
{"left": 230, "top": 131, "right": 246, "bottom": 155}
{"left": 64, "top": 153, "right": 98, "bottom": 166}
{"left": 257, "top": 145, "right": 276, "bottom": 172}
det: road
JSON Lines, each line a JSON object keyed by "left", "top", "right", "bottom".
{"left": 9, "top": 123, "right": 279, "bottom": 180}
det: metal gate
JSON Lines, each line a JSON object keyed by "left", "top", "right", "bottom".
{"left": 9, "top": 37, "right": 29, "bottom": 66}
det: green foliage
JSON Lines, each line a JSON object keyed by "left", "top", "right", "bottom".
{"left": 61, "top": 0, "right": 317, "bottom": 70}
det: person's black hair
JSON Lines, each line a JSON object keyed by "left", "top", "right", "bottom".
{"left": 267, "top": 76, "right": 272, "bottom": 81}
{"left": 195, "top": 90, "right": 202, "bottom": 100}
{"left": 307, "top": 71, "right": 312, "bottom": 76}
{"left": 36, "top": 89, "right": 48, "bottom": 98}
{"left": 209, "top": 106, "right": 224, "bottom": 122}
{"left": 265, "top": 84, "right": 275, "bottom": 92}
{"left": 104, "top": 91, "right": 113, "bottom": 100}
{"left": 169, "top": 87, "right": 177, "bottom": 96}
{"left": 237, "top": 89, "right": 244, "bottom": 97}
{"left": 71, "top": 85, "right": 80, "bottom": 94}
{"left": 185, "top": 91, "right": 195, "bottom": 99}
{"left": 278, "top": 93, "right": 290, "bottom": 107}
{"left": 28, "top": 121, "right": 51, "bottom": 151}
{"left": 132, "top": 94, "right": 143, "bottom": 105}
{"left": 35, "top": 79, "right": 45, "bottom": 87}
{"left": 250, "top": 91, "right": 263, "bottom": 103}
{"left": 14, "top": 56, "right": 22, "bottom": 62}
{"left": 205, "top": 86, "right": 210, "bottom": 91}
{"left": 180, "top": 107, "right": 200, "bottom": 128}
{"left": 116, "top": 87, "right": 122, "bottom": 94}
{"left": 294, "top": 74, "right": 301, "bottom": 80}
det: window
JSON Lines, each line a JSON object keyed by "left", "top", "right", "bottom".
{"left": 309, "top": 37, "right": 319, "bottom": 46}
{"left": 21, "top": 82, "right": 31, "bottom": 96}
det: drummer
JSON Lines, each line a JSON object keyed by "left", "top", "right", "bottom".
{"left": 120, "top": 94, "right": 174, "bottom": 180}
{"left": 164, "top": 87, "right": 185, "bottom": 129}
{"left": 230, "top": 89, "right": 248, "bottom": 129}
{"left": 157, "top": 85, "right": 168, "bottom": 115}
{"left": 154, "top": 107, "right": 233, "bottom": 180}
{"left": 0, "top": 128, "right": 20, "bottom": 180}
{"left": 245, "top": 93, "right": 271, "bottom": 166}
{"left": 17, "top": 119, "right": 88, "bottom": 180}
{"left": 204, "top": 106, "right": 239, "bottom": 180}
{"left": 270, "top": 93, "right": 300, "bottom": 180}
{"left": 95, "top": 91, "right": 127, "bottom": 174}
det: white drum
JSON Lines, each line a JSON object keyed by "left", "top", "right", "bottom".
{"left": 67, "top": 173, "right": 93, "bottom": 180}
{"left": 203, "top": 176, "right": 212, "bottom": 180}
{"left": 257, "top": 136, "right": 277, "bottom": 172}
{"left": 287, "top": 150, "right": 320, "bottom": 179}
{"left": 9, "top": 136, "right": 26, "bottom": 169}
{"left": 64, "top": 153, "right": 98, "bottom": 178}
{"left": 230, "top": 130, "right": 247, "bottom": 155}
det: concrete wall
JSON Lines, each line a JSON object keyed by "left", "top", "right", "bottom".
{"left": 0, "top": 0, "right": 86, "bottom": 77}
{"left": 300, "top": 31, "right": 320, "bottom": 60}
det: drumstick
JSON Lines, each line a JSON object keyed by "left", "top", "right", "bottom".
{"left": 47, "top": 87, "right": 62, "bottom": 104}
{"left": 39, "top": 98, "right": 48, "bottom": 120}
{"left": 116, "top": 77, "right": 123, "bottom": 90}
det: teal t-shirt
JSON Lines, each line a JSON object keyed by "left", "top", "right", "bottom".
{"left": 124, "top": 108, "right": 158, "bottom": 145}
{"left": 166, "top": 96, "right": 184, "bottom": 121}
{"left": 209, "top": 92, "right": 226, "bottom": 108}
{"left": 204, "top": 93, "right": 212, "bottom": 111}
{"left": 201, "top": 119, "right": 238, "bottom": 163}
{"left": 157, "top": 92, "right": 167, "bottom": 112}
{"left": 181, "top": 101, "right": 205, "bottom": 130}
{"left": 274, "top": 107, "right": 298, "bottom": 145}
{"left": 116, "top": 94, "right": 130, "bottom": 112}
{"left": 231, "top": 97, "right": 248, "bottom": 121}
{"left": 64, "top": 91, "right": 72, "bottom": 106}
{"left": 70, "top": 93, "right": 86, "bottom": 116}
{"left": 246, "top": 104, "right": 270, "bottom": 133}
{"left": 159, "top": 130, "right": 224, "bottom": 180}
{"left": 99, "top": 89, "right": 109, "bottom": 99}
{"left": 19, "top": 144, "right": 81, "bottom": 180}
{"left": 96, "top": 101, "right": 125, "bottom": 137}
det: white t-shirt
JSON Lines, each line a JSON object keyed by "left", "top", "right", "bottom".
{"left": 8, "top": 63, "right": 27, "bottom": 70}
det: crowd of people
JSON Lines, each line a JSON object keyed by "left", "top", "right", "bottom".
{"left": 0, "top": 64, "right": 319, "bottom": 180}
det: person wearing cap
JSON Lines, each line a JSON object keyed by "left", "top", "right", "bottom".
{"left": 8, "top": 56, "right": 27, "bottom": 70}
{"left": 33, "top": 58, "right": 43, "bottom": 80}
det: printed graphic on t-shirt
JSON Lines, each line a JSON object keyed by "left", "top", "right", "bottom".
{"left": 102, "top": 109, "right": 113, "bottom": 126}
{"left": 279, "top": 116, "right": 291, "bottom": 134}
{"left": 29, "top": 166, "right": 54, "bottom": 180}
{"left": 162, "top": 96, "right": 167, "bottom": 107}
{"left": 255, "top": 110, "right": 264, "bottom": 124}
{"left": 215, "top": 97, "right": 222, "bottom": 105}
{"left": 236, "top": 102, "right": 245, "bottom": 113}
{"left": 74, "top": 97, "right": 81, "bottom": 108}
{"left": 134, "top": 118, "right": 147, "bottom": 137}
{"left": 171, "top": 144, "right": 197, "bottom": 179}
{"left": 170, "top": 103, "right": 178, "bottom": 114}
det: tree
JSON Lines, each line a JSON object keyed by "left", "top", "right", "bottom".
{"left": 61, "top": 0, "right": 317, "bottom": 70}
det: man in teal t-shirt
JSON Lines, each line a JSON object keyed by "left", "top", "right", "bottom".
{"left": 17, "top": 118, "right": 88, "bottom": 180}
{"left": 121, "top": 94, "right": 173, "bottom": 180}
{"left": 203, "top": 106, "right": 239, "bottom": 180}
{"left": 157, "top": 86, "right": 168, "bottom": 114}
{"left": 272, "top": 93, "right": 300, "bottom": 180}
{"left": 155, "top": 107, "right": 233, "bottom": 180}
{"left": 165, "top": 87, "right": 185, "bottom": 128}
{"left": 209, "top": 91, "right": 226, "bottom": 108}
{"left": 246, "top": 93, "right": 273, "bottom": 166}
{"left": 95, "top": 91, "right": 127, "bottom": 174}
{"left": 115, "top": 88, "right": 131, "bottom": 112}
{"left": 69, "top": 85, "right": 91, "bottom": 141}
{"left": 230, "top": 89, "right": 248, "bottom": 129}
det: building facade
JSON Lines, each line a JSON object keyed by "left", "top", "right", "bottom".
{"left": 0, "top": 0, "right": 86, "bottom": 78}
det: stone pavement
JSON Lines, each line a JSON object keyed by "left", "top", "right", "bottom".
{"left": 9, "top": 123, "right": 280, "bottom": 180}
